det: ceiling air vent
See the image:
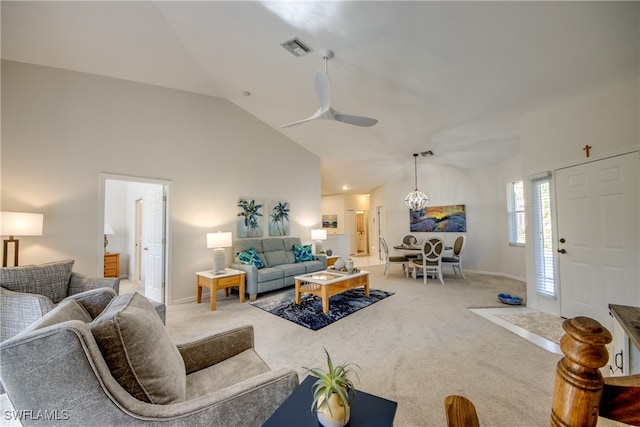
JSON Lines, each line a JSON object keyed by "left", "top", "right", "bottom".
{"left": 281, "top": 37, "right": 313, "bottom": 57}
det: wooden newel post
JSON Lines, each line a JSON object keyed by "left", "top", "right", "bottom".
{"left": 550, "top": 317, "right": 612, "bottom": 427}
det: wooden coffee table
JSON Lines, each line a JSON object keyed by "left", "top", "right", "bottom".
{"left": 294, "top": 270, "right": 369, "bottom": 314}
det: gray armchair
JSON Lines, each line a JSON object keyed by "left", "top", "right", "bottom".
{"left": 0, "top": 292, "right": 299, "bottom": 426}
{"left": 0, "top": 259, "right": 120, "bottom": 341}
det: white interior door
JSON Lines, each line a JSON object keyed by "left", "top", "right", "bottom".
{"left": 556, "top": 152, "right": 639, "bottom": 325}
{"left": 134, "top": 199, "right": 143, "bottom": 283}
{"left": 143, "top": 187, "right": 165, "bottom": 303}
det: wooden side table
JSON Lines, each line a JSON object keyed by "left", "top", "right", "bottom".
{"left": 326, "top": 256, "right": 339, "bottom": 268}
{"left": 104, "top": 253, "right": 120, "bottom": 278}
{"left": 196, "top": 268, "right": 246, "bottom": 311}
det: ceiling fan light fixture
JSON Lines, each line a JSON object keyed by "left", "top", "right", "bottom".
{"left": 281, "top": 48, "right": 378, "bottom": 128}
{"left": 405, "top": 153, "right": 429, "bottom": 211}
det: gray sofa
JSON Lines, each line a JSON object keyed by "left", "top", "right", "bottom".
{"left": 231, "top": 237, "right": 326, "bottom": 301}
{"left": 0, "top": 259, "right": 121, "bottom": 341}
{"left": 0, "top": 291, "right": 299, "bottom": 426}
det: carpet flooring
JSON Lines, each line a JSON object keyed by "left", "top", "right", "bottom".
{"left": 250, "top": 288, "right": 394, "bottom": 330}
{"left": 161, "top": 265, "right": 624, "bottom": 427}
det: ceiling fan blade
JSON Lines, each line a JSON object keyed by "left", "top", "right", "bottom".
{"left": 333, "top": 111, "right": 378, "bottom": 127}
{"left": 314, "top": 70, "right": 331, "bottom": 113}
{"left": 281, "top": 107, "right": 323, "bottom": 128}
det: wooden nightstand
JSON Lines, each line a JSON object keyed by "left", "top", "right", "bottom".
{"left": 104, "top": 253, "right": 120, "bottom": 278}
{"left": 196, "top": 268, "right": 246, "bottom": 311}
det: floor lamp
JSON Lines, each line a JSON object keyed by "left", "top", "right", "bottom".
{"left": 1, "top": 212, "right": 44, "bottom": 267}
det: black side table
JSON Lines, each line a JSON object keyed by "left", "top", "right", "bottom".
{"left": 263, "top": 376, "right": 398, "bottom": 426}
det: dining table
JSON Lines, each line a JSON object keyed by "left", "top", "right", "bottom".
{"left": 393, "top": 243, "right": 453, "bottom": 252}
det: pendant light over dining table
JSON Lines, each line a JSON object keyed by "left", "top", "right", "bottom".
{"left": 404, "top": 153, "right": 429, "bottom": 211}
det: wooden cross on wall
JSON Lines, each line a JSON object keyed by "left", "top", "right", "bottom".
{"left": 583, "top": 145, "right": 592, "bottom": 158}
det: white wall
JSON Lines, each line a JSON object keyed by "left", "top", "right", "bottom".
{"left": 1, "top": 60, "right": 322, "bottom": 303}
{"left": 520, "top": 78, "right": 640, "bottom": 315}
{"left": 320, "top": 195, "right": 346, "bottom": 234}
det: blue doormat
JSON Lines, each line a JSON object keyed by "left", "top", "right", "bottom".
{"left": 250, "top": 288, "right": 394, "bottom": 330}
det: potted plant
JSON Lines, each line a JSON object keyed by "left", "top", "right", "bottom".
{"left": 304, "top": 348, "right": 360, "bottom": 427}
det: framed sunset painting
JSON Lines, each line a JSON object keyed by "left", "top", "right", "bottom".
{"left": 410, "top": 204, "right": 466, "bottom": 232}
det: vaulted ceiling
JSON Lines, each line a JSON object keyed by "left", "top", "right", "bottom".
{"left": 2, "top": 1, "right": 638, "bottom": 195}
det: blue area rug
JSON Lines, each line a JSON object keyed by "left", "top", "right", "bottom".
{"left": 250, "top": 288, "right": 394, "bottom": 330}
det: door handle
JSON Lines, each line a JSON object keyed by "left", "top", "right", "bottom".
{"left": 557, "top": 248, "right": 566, "bottom": 254}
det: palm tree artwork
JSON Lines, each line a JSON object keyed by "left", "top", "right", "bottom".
{"left": 269, "top": 200, "right": 290, "bottom": 236}
{"left": 237, "top": 198, "right": 264, "bottom": 237}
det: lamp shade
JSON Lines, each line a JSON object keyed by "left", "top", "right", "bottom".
{"left": 206, "top": 232, "right": 232, "bottom": 249}
{"left": 311, "top": 229, "right": 327, "bottom": 241}
{"left": 0, "top": 212, "right": 44, "bottom": 236}
{"left": 104, "top": 224, "right": 115, "bottom": 235}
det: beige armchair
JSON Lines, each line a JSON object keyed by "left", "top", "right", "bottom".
{"left": 0, "top": 292, "right": 298, "bottom": 426}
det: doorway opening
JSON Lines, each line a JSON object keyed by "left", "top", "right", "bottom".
{"left": 356, "top": 210, "right": 368, "bottom": 255}
{"left": 101, "top": 174, "right": 171, "bottom": 303}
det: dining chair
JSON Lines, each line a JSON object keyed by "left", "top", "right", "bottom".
{"left": 401, "top": 233, "right": 419, "bottom": 246}
{"left": 412, "top": 237, "right": 445, "bottom": 285}
{"left": 379, "top": 236, "right": 409, "bottom": 278}
{"left": 401, "top": 233, "right": 421, "bottom": 261}
{"left": 442, "top": 235, "right": 466, "bottom": 279}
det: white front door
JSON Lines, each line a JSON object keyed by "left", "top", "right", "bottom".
{"left": 143, "top": 187, "right": 165, "bottom": 303}
{"left": 556, "top": 152, "right": 639, "bottom": 325}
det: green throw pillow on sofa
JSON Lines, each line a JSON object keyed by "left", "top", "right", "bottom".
{"left": 293, "top": 244, "right": 313, "bottom": 262}
{"left": 238, "top": 247, "right": 266, "bottom": 269}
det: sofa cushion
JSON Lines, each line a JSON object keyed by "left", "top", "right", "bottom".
{"left": 301, "top": 260, "right": 325, "bottom": 273}
{"left": 256, "top": 267, "right": 284, "bottom": 283}
{"left": 186, "top": 348, "right": 270, "bottom": 399}
{"left": 261, "top": 238, "right": 285, "bottom": 252}
{"left": 293, "top": 244, "right": 313, "bottom": 262}
{"left": 273, "top": 264, "right": 306, "bottom": 277}
{"left": 283, "top": 237, "right": 301, "bottom": 263}
{"left": 90, "top": 292, "right": 186, "bottom": 404}
{"left": 22, "top": 299, "right": 92, "bottom": 334}
{"left": 238, "top": 247, "right": 266, "bottom": 269}
{"left": 0, "top": 259, "right": 74, "bottom": 304}
{"left": 263, "top": 250, "right": 289, "bottom": 267}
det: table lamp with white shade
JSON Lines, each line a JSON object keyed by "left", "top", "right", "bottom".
{"left": 207, "top": 231, "right": 232, "bottom": 274}
{"left": 0, "top": 212, "right": 44, "bottom": 267}
{"left": 311, "top": 229, "right": 327, "bottom": 254}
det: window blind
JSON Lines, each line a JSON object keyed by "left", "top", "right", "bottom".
{"left": 531, "top": 175, "right": 558, "bottom": 297}
{"left": 507, "top": 181, "right": 525, "bottom": 245}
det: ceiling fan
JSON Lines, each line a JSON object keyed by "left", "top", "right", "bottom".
{"left": 281, "top": 49, "right": 378, "bottom": 128}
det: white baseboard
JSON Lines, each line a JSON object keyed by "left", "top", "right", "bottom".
{"left": 464, "top": 269, "right": 526, "bottom": 283}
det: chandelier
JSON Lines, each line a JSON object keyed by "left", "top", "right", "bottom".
{"left": 404, "top": 153, "right": 429, "bottom": 211}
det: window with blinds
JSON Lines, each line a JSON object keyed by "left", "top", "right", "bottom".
{"left": 531, "top": 174, "right": 558, "bottom": 297}
{"left": 507, "top": 181, "right": 525, "bottom": 246}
